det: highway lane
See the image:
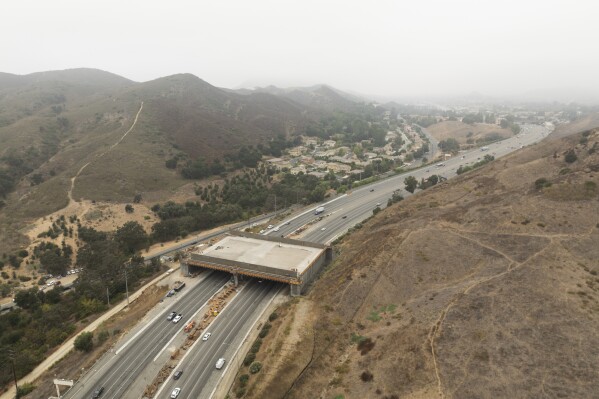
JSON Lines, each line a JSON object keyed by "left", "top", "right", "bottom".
{"left": 73, "top": 124, "right": 548, "bottom": 399}
{"left": 65, "top": 271, "right": 231, "bottom": 399}
{"left": 272, "top": 123, "right": 551, "bottom": 244}
{"left": 157, "top": 280, "right": 279, "bottom": 399}
{"left": 153, "top": 124, "right": 551, "bottom": 398}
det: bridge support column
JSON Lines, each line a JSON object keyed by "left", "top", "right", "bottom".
{"left": 233, "top": 273, "right": 239, "bottom": 286}
{"left": 290, "top": 284, "right": 301, "bottom": 296}
{"left": 180, "top": 261, "right": 189, "bottom": 276}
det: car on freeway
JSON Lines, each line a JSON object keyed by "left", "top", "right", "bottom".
{"left": 370, "top": 189, "right": 375, "bottom": 192}
{"left": 321, "top": 227, "right": 326, "bottom": 231}
{"left": 216, "top": 358, "right": 226, "bottom": 369}
{"left": 285, "top": 221, "right": 290, "bottom": 225}
{"left": 376, "top": 203, "right": 381, "bottom": 207}
{"left": 167, "top": 311, "right": 177, "bottom": 321}
{"left": 259, "top": 229, "right": 265, "bottom": 234}
{"left": 170, "top": 387, "right": 181, "bottom": 398}
{"left": 342, "top": 215, "right": 347, "bottom": 219}
{"left": 273, "top": 227, "right": 280, "bottom": 232}
{"left": 203, "top": 332, "right": 212, "bottom": 341}
{"left": 92, "top": 386, "right": 104, "bottom": 398}
{"left": 267, "top": 224, "right": 274, "bottom": 229}
{"left": 173, "top": 314, "right": 183, "bottom": 323}
{"left": 173, "top": 370, "right": 183, "bottom": 380}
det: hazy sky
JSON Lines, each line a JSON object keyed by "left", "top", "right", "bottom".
{"left": 2, "top": 0, "right": 599, "bottom": 99}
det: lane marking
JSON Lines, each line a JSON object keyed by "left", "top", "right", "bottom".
{"left": 152, "top": 281, "right": 229, "bottom": 362}
{"left": 152, "top": 283, "right": 249, "bottom": 399}
{"left": 208, "top": 285, "right": 281, "bottom": 399}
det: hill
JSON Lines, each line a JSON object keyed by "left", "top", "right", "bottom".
{"left": 239, "top": 84, "right": 365, "bottom": 113}
{"left": 242, "top": 127, "right": 599, "bottom": 398}
{"left": 426, "top": 120, "right": 514, "bottom": 148}
{"left": 0, "top": 69, "right": 363, "bottom": 257}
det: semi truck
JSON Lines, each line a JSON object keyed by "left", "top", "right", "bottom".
{"left": 314, "top": 206, "right": 325, "bottom": 215}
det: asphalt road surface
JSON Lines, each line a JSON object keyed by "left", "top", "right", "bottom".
{"left": 156, "top": 280, "right": 279, "bottom": 399}
{"left": 66, "top": 123, "right": 549, "bottom": 399}
{"left": 65, "top": 272, "right": 230, "bottom": 399}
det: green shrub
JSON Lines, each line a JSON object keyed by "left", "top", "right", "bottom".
{"left": 16, "top": 382, "right": 36, "bottom": 398}
{"left": 250, "top": 339, "right": 262, "bottom": 354}
{"left": 565, "top": 150, "right": 577, "bottom": 163}
{"left": 249, "top": 361, "right": 262, "bottom": 374}
{"left": 239, "top": 374, "right": 250, "bottom": 384}
{"left": 235, "top": 387, "right": 246, "bottom": 398}
{"left": 74, "top": 331, "right": 94, "bottom": 352}
{"left": 98, "top": 330, "right": 110, "bottom": 343}
{"left": 243, "top": 352, "right": 256, "bottom": 366}
{"left": 534, "top": 178, "right": 552, "bottom": 190}
{"left": 268, "top": 312, "right": 278, "bottom": 322}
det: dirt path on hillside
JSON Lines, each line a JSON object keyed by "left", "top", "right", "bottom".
{"left": 67, "top": 101, "right": 144, "bottom": 204}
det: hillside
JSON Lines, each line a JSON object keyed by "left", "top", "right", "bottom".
{"left": 426, "top": 120, "right": 514, "bottom": 148}
{"left": 241, "top": 128, "right": 599, "bottom": 398}
{"left": 240, "top": 84, "right": 365, "bottom": 113}
{"left": 0, "top": 69, "right": 353, "bottom": 255}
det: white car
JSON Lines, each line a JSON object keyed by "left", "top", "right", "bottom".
{"left": 170, "top": 387, "right": 181, "bottom": 398}
{"left": 203, "top": 332, "right": 212, "bottom": 341}
{"left": 259, "top": 229, "right": 265, "bottom": 234}
{"left": 273, "top": 227, "right": 280, "bottom": 232}
{"left": 172, "top": 314, "right": 182, "bottom": 323}
{"left": 267, "top": 224, "right": 274, "bottom": 229}
{"left": 216, "top": 358, "right": 225, "bottom": 369}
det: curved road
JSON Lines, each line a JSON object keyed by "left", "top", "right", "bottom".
{"left": 67, "top": 124, "right": 550, "bottom": 399}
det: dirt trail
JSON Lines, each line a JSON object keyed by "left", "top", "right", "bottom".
{"left": 67, "top": 101, "right": 144, "bottom": 204}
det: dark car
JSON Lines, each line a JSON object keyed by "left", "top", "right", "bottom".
{"left": 370, "top": 189, "right": 375, "bottom": 192}
{"left": 92, "top": 386, "right": 104, "bottom": 398}
{"left": 173, "top": 370, "right": 183, "bottom": 380}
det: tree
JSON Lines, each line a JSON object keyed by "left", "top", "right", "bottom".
{"left": 74, "top": 331, "right": 94, "bottom": 352}
{"left": 115, "top": 222, "right": 148, "bottom": 254}
{"left": 125, "top": 204, "right": 134, "bottom": 213}
{"left": 404, "top": 176, "right": 418, "bottom": 193}
{"left": 439, "top": 138, "right": 460, "bottom": 153}
{"left": 564, "top": 150, "right": 577, "bottom": 163}
{"left": 15, "top": 288, "right": 41, "bottom": 310}
{"left": 40, "top": 250, "right": 69, "bottom": 276}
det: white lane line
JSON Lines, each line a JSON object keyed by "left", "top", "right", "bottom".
{"left": 115, "top": 271, "right": 212, "bottom": 355}
{"left": 265, "top": 194, "right": 349, "bottom": 235}
{"left": 208, "top": 285, "right": 281, "bottom": 399}
{"left": 152, "top": 283, "right": 249, "bottom": 399}
{"left": 152, "top": 281, "right": 229, "bottom": 362}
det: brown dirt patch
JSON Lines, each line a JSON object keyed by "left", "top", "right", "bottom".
{"left": 262, "top": 128, "right": 599, "bottom": 399}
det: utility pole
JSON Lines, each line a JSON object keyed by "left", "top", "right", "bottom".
{"left": 124, "top": 268, "right": 129, "bottom": 306}
{"left": 274, "top": 195, "right": 277, "bottom": 213}
{"left": 7, "top": 349, "right": 18, "bottom": 394}
{"left": 106, "top": 287, "right": 110, "bottom": 306}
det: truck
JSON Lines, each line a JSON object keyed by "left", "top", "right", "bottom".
{"left": 314, "top": 206, "right": 325, "bottom": 215}
{"left": 481, "top": 146, "right": 489, "bottom": 151}
{"left": 173, "top": 282, "right": 186, "bottom": 292}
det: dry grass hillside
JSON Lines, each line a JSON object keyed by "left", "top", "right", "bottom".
{"left": 247, "top": 129, "right": 599, "bottom": 399}
{"left": 427, "top": 120, "right": 513, "bottom": 148}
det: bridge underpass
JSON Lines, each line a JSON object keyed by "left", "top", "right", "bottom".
{"left": 180, "top": 231, "right": 332, "bottom": 296}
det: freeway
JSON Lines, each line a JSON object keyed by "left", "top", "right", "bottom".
{"left": 65, "top": 271, "right": 231, "bottom": 399}
{"left": 67, "top": 123, "right": 549, "bottom": 399}
{"left": 156, "top": 280, "right": 279, "bottom": 399}
{"left": 270, "top": 123, "right": 550, "bottom": 244}
{"left": 154, "top": 124, "right": 550, "bottom": 399}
